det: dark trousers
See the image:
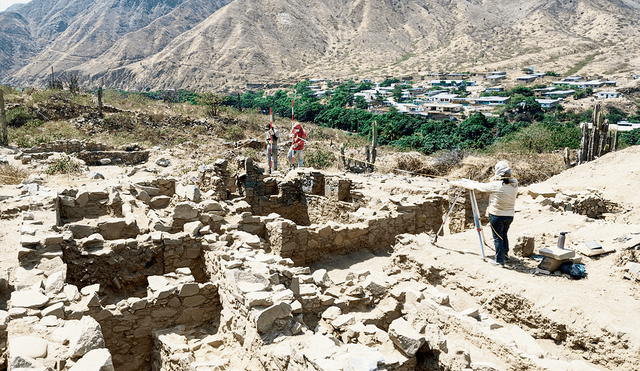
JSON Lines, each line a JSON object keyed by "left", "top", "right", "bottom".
{"left": 490, "top": 214, "right": 513, "bottom": 265}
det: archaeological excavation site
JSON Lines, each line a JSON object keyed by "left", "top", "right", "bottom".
{"left": 1, "top": 139, "right": 640, "bottom": 371}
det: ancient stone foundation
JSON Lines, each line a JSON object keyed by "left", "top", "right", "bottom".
{"left": 0, "top": 163, "right": 481, "bottom": 371}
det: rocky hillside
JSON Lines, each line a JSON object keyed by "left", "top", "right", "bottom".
{"left": 2, "top": 0, "right": 640, "bottom": 90}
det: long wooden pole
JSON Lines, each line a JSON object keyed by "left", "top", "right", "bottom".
{"left": 0, "top": 90, "right": 7, "bottom": 146}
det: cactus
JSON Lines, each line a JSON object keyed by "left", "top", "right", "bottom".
{"left": 580, "top": 102, "right": 617, "bottom": 164}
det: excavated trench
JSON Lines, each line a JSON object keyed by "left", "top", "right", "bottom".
{"left": 7, "top": 154, "right": 627, "bottom": 371}
{"left": 388, "top": 239, "right": 639, "bottom": 371}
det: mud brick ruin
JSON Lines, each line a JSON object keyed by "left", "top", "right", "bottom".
{"left": 2, "top": 144, "right": 633, "bottom": 371}
{"left": 0, "top": 150, "right": 483, "bottom": 371}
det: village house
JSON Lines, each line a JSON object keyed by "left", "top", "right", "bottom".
{"left": 597, "top": 91, "right": 620, "bottom": 99}
{"left": 420, "top": 102, "right": 463, "bottom": 120}
{"left": 545, "top": 90, "right": 575, "bottom": 98}
{"left": 394, "top": 102, "right": 423, "bottom": 114}
{"left": 615, "top": 121, "right": 640, "bottom": 131}
{"left": 485, "top": 86, "right": 504, "bottom": 93}
{"left": 534, "top": 87, "right": 557, "bottom": 95}
{"left": 428, "top": 92, "right": 459, "bottom": 103}
{"left": 466, "top": 96, "right": 510, "bottom": 106}
{"left": 536, "top": 98, "right": 563, "bottom": 108}
{"left": 516, "top": 75, "right": 538, "bottom": 83}
{"left": 564, "top": 75, "right": 583, "bottom": 81}
{"left": 429, "top": 80, "right": 469, "bottom": 87}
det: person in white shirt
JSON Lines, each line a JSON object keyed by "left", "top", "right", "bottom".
{"left": 265, "top": 123, "right": 278, "bottom": 173}
{"left": 474, "top": 161, "right": 519, "bottom": 266}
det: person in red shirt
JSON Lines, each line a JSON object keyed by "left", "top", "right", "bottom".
{"left": 287, "top": 122, "right": 306, "bottom": 169}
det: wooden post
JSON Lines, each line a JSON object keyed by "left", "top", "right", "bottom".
{"left": 578, "top": 122, "right": 589, "bottom": 165}
{"left": 370, "top": 121, "right": 377, "bottom": 172}
{"left": 365, "top": 145, "right": 370, "bottom": 172}
{"left": 97, "top": 86, "right": 103, "bottom": 118}
{"left": 0, "top": 90, "right": 7, "bottom": 146}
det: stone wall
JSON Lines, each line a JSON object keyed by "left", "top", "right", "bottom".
{"left": 78, "top": 150, "right": 149, "bottom": 166}
{"left": 81, "top": 270, "right": 221, "bottom": 371}
{"left": 266, "top": 195, "right": 446, "bottom": 265}
{"left": 23, "top": 139, "right": 113, "bottom": 154}
{"left": 63, "top": 231, "right": 210, "bottom": 293}
{"left": 58, "top": 188, "right": 123, "bottom": 223}
{"left": 22, "top": 139, "right": 150, "bottom": 165}
{"left": 62, "top": 236, "right": 164, "bottom": 292}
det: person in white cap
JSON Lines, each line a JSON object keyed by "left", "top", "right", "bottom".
{"left": 474, "top": 160, "right": 519, "bottom": 266}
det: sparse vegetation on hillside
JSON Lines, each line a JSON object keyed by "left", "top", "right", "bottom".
{"left": 0, "top": 81, "right": 635, "bottom": 186}
{"left": 566, "top": 53, "right": 599, "bottom": 76}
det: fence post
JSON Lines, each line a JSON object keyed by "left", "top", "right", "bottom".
{"left": 0, "top": 90, "right": 7, "bottom": 146}
{"left": 98, "top": 86, "right": 103, "bottom": 118}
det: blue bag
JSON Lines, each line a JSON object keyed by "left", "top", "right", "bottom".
{"left": 559, "top": 262, "right": 586, "bottom": 279}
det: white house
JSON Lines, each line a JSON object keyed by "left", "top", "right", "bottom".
{"left": 421, "top": 102, "right": 463, "bottom": 120}
{"left": 615, "top": 121, "right": 640, "bottom": 131}
{"left": 516, "top": 75, "right": 538, "bottom": 83}
{"left": 597, "top": 91, "right": 620, "bottom": 99}
{"left": 545, "top": 90, "right": 575, "bottom": 98}
{"left": 468, "top": 96, "right": 510, "bottom": 105}
{"left": 536, "top": 98, "right": 562, "bottom": 108}
{"left": 428, "top": 93, "right": 459, "bottom": 103}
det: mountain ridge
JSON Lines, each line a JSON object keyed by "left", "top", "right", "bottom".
{"left": 1, "top": 0, "right": 640, "bottom": 90}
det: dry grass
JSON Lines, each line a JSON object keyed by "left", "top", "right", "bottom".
{"left": 448, "top": 152, "right": 565, "bottom": 186}
{"left": 0, "top": 164, "right": 29, "bottom": 185}
{"left": 376, "top": 151, "right": 434, "bottom": 175}
{"left": 375, "top": 150, "right": 564, "bottom": 186}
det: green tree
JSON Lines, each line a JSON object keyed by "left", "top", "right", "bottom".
{"left": 198, "top": 92, "right": 224, "bottom": 117}
{"left": 457, "top": 112, "right": 495, "bottom": 149}
{"left": 380, "top": 78, "right": 400, "bottom": 87}
{"left": 392, "top": 85, "right": 403, "bottom": 102}
{"left": 606, "top": 106, "right": 627, "bottom": 124}
{"left": 621, "top": 128, "right": 640, "bottom": 146}
{"left": 354, "top": 96, "right": 369, "bottom": 110}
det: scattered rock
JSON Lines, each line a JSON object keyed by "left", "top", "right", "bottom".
{"left": 88, "top": 171, "right": 105, "bottom": 180}
{"left": 69, "top": 348, "right": 115, "bottom": 371}
{"left": 10, "top": 336, "right": 49, "bottom": 359}
{"left": 156, "top": 158, "right": 171, "bottom": 167}
{"left": 10, "top": 290, "right": 49, "bottom": 309}
{"left": 68, "top": 316, "right": 107, "bottom": 358}
{"left": 514, "top": 235, "right": 535, "bottom": 257}
{"left": 388, "top": 318, "right": 425, "bottom": 357}
{"left": 255, "top": 302, "right": 292, "bottom": 333}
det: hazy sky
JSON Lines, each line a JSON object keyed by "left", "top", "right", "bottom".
{"left": 0, "top": 0, "right": 28, "bottom": 12}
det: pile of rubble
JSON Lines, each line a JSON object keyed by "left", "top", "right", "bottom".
{"left": 527, "top": 184, "right": 621, "bottom": 219}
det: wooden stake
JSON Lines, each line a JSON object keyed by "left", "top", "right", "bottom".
{"left": 0, "top": 90, "right": 7, "bottom": 146}
{"left": 98, "top": 86, "right": 103, "bottom": 118}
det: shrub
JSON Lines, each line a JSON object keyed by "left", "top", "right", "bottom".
{"left": 45, "top": 155, "right": 82, "bottom": 175}
{"left": 6, "top": 107, "right": 31, "bottom": 126}
{"left": 620, "top": 129, "right": 640, "bottom": 147}
{"left": 305, "top": 149, "right": 336, "bottom": 169}
{"left": 223, "top": 125, "right": 244, "bottom": 141}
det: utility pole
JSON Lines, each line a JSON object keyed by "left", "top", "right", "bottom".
{"left": 0, "top": 90, "right": 7, "bottom": 146}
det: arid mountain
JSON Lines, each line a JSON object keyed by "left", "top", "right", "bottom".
{"left": 1, "top": 0, "right": 640, "bottom": 91}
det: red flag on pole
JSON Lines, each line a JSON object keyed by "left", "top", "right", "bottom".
{"left": 269, "top": 107, "right": 273, "bottom": 129}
